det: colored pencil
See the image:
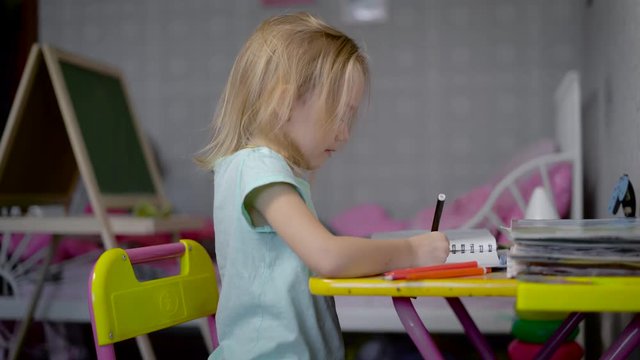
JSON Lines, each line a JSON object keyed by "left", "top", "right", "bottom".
{"left": 398, "top": 266, "right": 491, "bottom": 281}
{"left": 384, "top": 261, "right": 479, "bottom": 280}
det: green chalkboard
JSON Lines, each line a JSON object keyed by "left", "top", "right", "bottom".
{"left": 0, "top": 49, "right": 79, "bottom": 207}
{"left": 59, "top": 61, "right": 155, "bottom": 195}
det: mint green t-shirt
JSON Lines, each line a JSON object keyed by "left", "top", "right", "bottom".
{"left": 209, "top": 147, "right": 343, "bottom": 360}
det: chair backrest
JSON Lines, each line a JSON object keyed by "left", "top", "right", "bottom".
{"left": 88, "top": 239, "right": 218, "bottom": 359}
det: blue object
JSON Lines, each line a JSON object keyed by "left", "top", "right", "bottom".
{"left": 608, "top": 174, "right": 636, "bottom": 217}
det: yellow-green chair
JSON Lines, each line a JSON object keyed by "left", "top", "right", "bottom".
{"left": 88, "top": 239, "right": 218, "bottom": 359}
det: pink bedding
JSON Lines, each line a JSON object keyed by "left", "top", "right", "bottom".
{"left": 330, "top": 139, "right": 573, "bottom": 245}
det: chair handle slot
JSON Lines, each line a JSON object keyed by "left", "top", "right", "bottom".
{"left": 126, "top": 242, "right": 186, "bottom": 265}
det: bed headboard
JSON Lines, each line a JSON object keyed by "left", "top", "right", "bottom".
{"left": 554, "top": 70, "right": 583, "bottom": 219}
{"left": 330, "top": 71, "right": 584, "bottom": 240}
{"left": 457, "top": 70, "right": 584, "bottom": 238}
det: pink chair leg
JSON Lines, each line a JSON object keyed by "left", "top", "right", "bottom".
{"left": 446, "top": 297, "right": 495, "bottom": 360}
{"left": 95, "top": 345, "right": 116, "bottom": 360}
{"left": 393, "top": 297, "right": 445, "bottom": 360}
{"left": 208, "top": 315, "right": 219, "bottom": 349}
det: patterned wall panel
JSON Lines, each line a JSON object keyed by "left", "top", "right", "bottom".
{"left": 582, "top": 0, "right": 640, "bottom": 219}
{"left": 39, "top": 0, "right": 581, "bottom": 223}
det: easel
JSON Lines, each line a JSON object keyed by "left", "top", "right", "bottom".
{"left": 0, "top": 44, "right": 207, "bottom": 359}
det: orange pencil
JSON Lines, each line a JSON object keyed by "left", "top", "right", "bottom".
{"left": 401, "top": 266, "right": 491, "bottom": 281}
{"left": 383, "top": 261, "right": 478, "bottom": 280}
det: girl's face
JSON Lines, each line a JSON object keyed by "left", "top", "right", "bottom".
{"left": 285, "top": 83, "right": 363, "bottom": 170}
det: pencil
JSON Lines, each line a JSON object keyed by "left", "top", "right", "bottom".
{"left": 401, "top": 266, "right": 491, "bottom": 281}
{"left": 431, "top": 193, "right": 446, "bottom": 231}
{"left": 383, "top": 261, "right": 478, "bottom": 280}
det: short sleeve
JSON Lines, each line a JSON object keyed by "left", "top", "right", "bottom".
{"left": 236, "top": 149, "right": 304, "bottom": 231}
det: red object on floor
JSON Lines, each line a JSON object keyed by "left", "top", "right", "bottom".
{"left": 508, "top": 339, "right": 583, "bottom": 360}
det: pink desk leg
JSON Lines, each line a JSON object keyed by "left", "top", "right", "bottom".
{"left": 600, "top": 313, "right": 640, "bottom": 360}
{"left": 446, "top": 297, "right": 495, "bottom": 360}
{"left": 393, "top": 297, "right": 445, "bottom": 360}
{"left": 534, "top": 312, "right": 585, "bottom": 360}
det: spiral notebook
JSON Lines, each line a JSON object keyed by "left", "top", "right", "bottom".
{"left": 371, "top": 229, "right": 505, "bottom": 268}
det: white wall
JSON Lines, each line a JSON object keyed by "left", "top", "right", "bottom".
{"left": 582, "top": 1, "right": 640, "bottom": 358}
{"left": 39, "top": 0, "right": 582, "bottom": 223}
{"left": 582, "top": 0, "right": 640, "bottom": 218}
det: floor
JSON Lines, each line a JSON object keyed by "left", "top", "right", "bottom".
{"left": 343, "top": 333, "right": 512, "bottom": 360}
{"left": 13, "top": 323, "right": 513, "bottom": 360}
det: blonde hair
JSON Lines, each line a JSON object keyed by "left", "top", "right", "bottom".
{"left": 196, "top": 12, "right": 369, "bottom": 170}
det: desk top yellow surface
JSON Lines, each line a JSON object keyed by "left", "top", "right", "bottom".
{"left": 309, "top": 271, "right": 517, "bottom": 298}
{"left": 310, "top": 273, "right": 640, "bottom": 312}
{"left": 516, "top": 276, "right": 640, "bottom": 313}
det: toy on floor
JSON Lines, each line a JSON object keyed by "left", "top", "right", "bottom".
{"left": 507, "top": 310, "right": 583, "bottom": 360}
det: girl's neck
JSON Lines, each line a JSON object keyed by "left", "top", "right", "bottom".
{"left": 246, "top": 137, "right": 312, "bottom": 181}
{"left": 246, "top": 136, "right": 272, "bottom": 149}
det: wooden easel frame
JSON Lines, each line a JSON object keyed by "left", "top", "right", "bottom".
{"left": 0, "top": 43, "right": 170, "bottom": 249}
{"left": 0, "top": 44, "right": 207, "bottom": 360}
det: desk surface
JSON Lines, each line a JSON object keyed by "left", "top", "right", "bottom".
{"left": 311, "top": 272, "right": 640, "bottom": 313}
{"left": 517, "top": 276, "right": 640, "bottom": 313}
{"left": 309, "top": 271, "right": 517, "bottom": 298}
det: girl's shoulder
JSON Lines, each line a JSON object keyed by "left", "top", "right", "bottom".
{"left": 215, "top": 146, "right": 289, "bottom": 172}
{"left": 232, "top": 146, "right": 285, "bottom": 163}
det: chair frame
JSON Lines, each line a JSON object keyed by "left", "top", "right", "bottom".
{"left": 88, "top": 239, "right": 218, "bottom": 359}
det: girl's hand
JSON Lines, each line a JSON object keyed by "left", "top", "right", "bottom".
{"left": 407, "top": 231, "right": 450, "bottom": 267}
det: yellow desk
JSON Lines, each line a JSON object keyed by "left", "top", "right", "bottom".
{"left": 517, "top": 276, "right": 640, "bottom": 313}
{"left": 311, "top": 274, "right": 640, "bottom": 360}
{"left": 516, "top": 276, "right": 640, "bottom": 360}
{"left": 311, "top": 272, "right": 516, "bottom": 297}
{"left": 310, "top": 272, "right": 516, "bottom": 360}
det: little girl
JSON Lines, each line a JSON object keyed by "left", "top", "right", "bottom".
{"left": 197, "top": 12, "right": 449, "bottom": 359}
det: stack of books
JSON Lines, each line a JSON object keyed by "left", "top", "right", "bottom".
{"left": 507, "top": 218, "right": 640, "bottom": 278}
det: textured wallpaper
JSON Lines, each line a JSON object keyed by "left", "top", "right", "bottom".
{"left": 581, "top": 2, "right": 640, "bottom": 352}
{"left": 582, "top": 0, "right": 640, "bottom": 219}
{"left": 39, "top": 0, "right": 581, "bottom": 223}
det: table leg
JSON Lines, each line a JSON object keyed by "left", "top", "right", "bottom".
{"left": 600, "top": 313, "right": 640, "bottom": 360}
{"left": 535, "top": 312, "right": 585, "bottom": 360}
{"left": 446, "top": 297, "right": 495, "bottom": 360}
{"left": 392, "top": 297, "right": 444, "bottom": 360}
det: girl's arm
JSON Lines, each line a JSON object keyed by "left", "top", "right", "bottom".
{"left": 248, "top": 182, "right": 450, "bottom": 278}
